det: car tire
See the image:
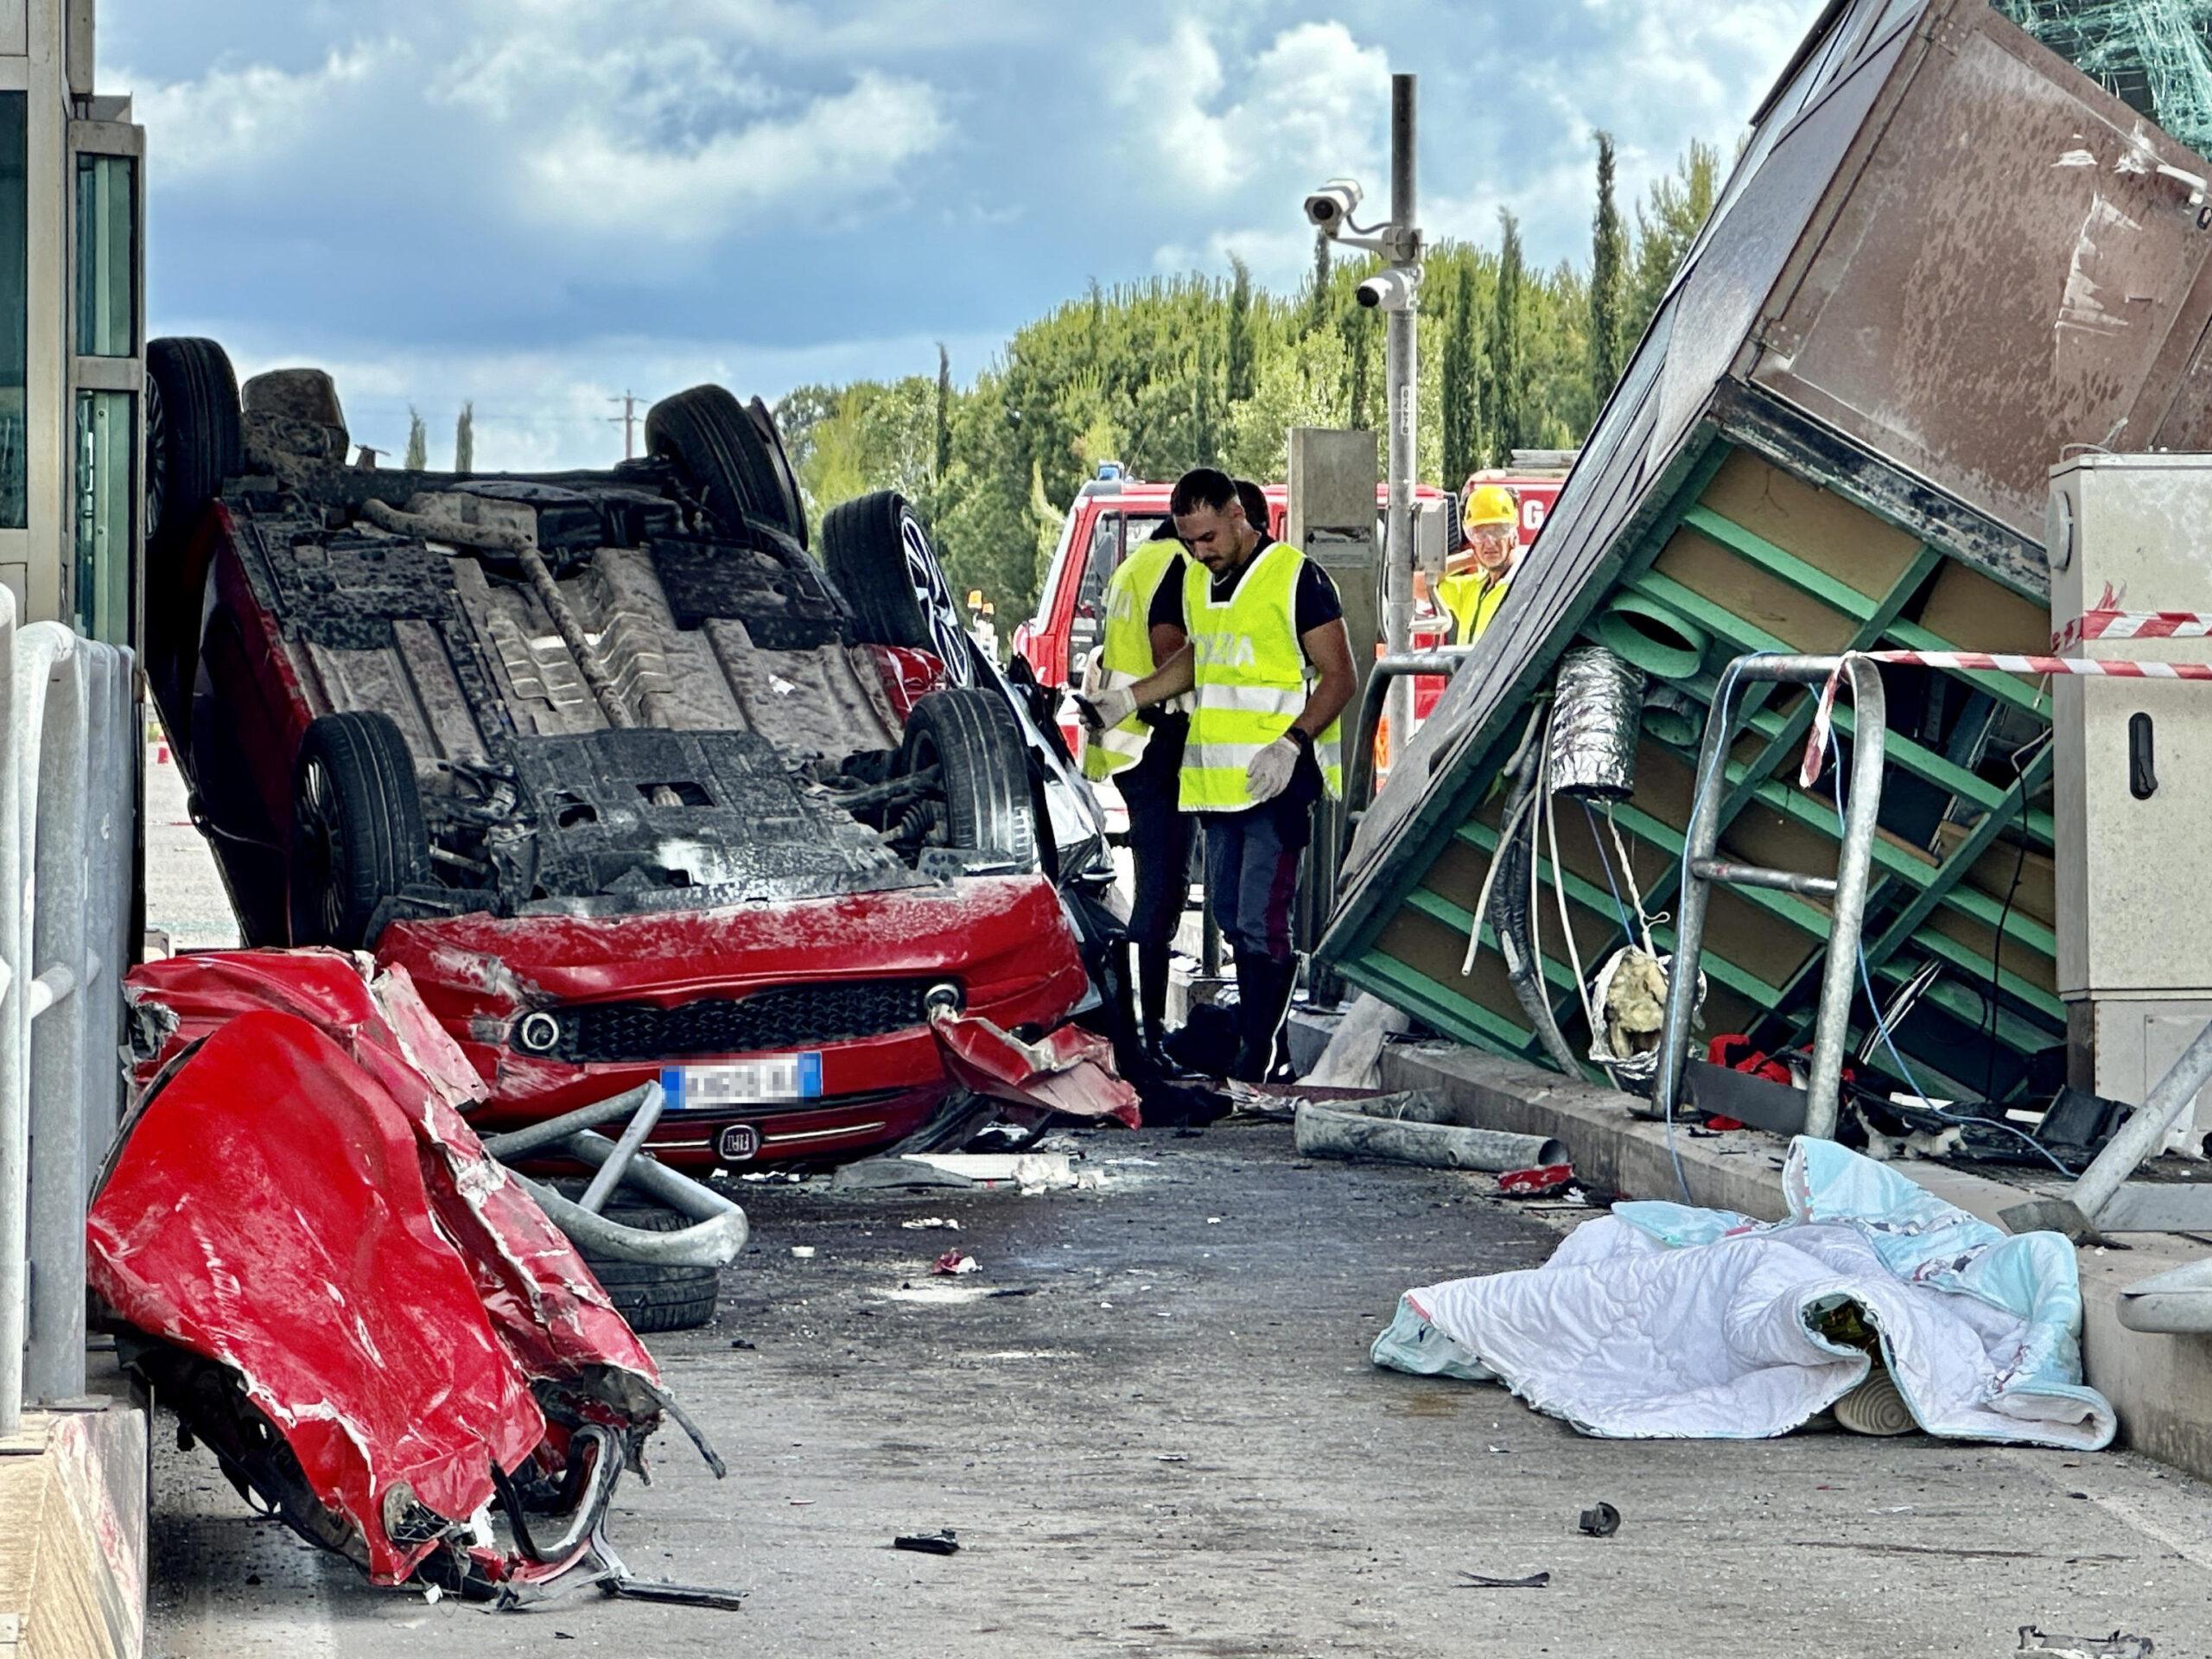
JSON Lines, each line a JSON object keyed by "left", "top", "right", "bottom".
{"left": 645, "top": 385, "right": 804, "bottom": 545}
{"left": 744, "top": 395, "right": 810, "bottom": 550}
{"left": 578, "top": 1204, "right": 720, "bottom": 1334}
{"left": 287, "top": 711, "right": 433, "bottom": 950}
{"left": 144, "top": 338, "right": 241, "bottom": 552}
{"left": 899, "top": 687, "right": 1039, "bottom": 872}
{"left": 818, "top": 491, "right": 976, "bottom": 683}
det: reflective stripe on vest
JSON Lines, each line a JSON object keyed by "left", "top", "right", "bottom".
{"left": 1082, "top": 539, "right": 1187, "bottom": 781}
{"left": 1179, "top": 543, "right": 1343, "bottom": 811}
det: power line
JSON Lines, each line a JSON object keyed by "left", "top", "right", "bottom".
{"left": 609, "top": 391, "right": 639, "bottom": 460}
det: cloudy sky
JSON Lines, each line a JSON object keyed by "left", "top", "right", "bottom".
{"left": 107, "top": 0, "right": 1827, "bottom": 470}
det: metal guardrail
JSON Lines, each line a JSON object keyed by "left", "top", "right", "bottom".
{"left": 1652, "top": 653, "right": 1888, "bottom": 1141}
{"left": 0, "top": 588, "right": 136, "bottom": 1433}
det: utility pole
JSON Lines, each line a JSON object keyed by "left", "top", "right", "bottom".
{"left": 1382, "top": 73, "right": 1421, "bottom": 751}
{"left": 609, "top": 391, "right": 639, "bottom": 460}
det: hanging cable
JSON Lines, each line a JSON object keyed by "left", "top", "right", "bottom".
{"left": 1816, "top": 710, "right": 2075, "bottom": 1179}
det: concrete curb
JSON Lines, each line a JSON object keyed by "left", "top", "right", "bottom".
{"left": 1377, "top": 1039, "right": 2212, "bottom": 1483}
{"left": 0, "top": 1395, "right": 147, "bottom": 1659}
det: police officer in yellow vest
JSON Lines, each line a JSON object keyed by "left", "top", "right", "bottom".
{"left": 1079, "top": 468, "right": 1355, "bottom": 1082}
{"left": 1080, "top": 517, "right": 1192, "bottom": 1065}
{"left": 1437, "top": 481, "right": 1522, "bottom": 645}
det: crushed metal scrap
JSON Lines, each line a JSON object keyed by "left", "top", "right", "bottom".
{"left": 96, "top": 951, "right": 732, "bottom": 1605}
{"left": 1324, "top": 0, "right": 2212, "bottom": 1103}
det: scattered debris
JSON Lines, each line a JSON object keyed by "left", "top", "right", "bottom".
{"left": 1457, "top": 1571, "right": 1551, "bottom": 1590}
{"left": 931, "top": 1249, "right": 979, "bottom": 1276}
{"left": 835, "top": 1153, "right": 1088, "bottom": 1193}
{"left": 1155, "top": 1454, "right": 1188, "bottom": 1464}
{"left": 900, "top": 1217, "right": 962, "bottom": 1230}
{"left": 1576, "top": 1503, "right": 1621, "bottom": 1538}
{"left": 2018, "top": 1630, "right": 2152, "bottom": 1659}
{"left": 1294, "top": 1095, "right": 1565, "bottom": 1173}
{"left": 1496, "top": 1164, "right": 1575, "bottom": 1198}
{"left": 893, "top": 1531, "right": 961, "bottom": 1556}
{"left": 791, "top": 1246, "right": 817, "bottom": 1259}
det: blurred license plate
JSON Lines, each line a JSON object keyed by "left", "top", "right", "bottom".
{"left": 660, "top": 1054, "right": 822, "bottom": 1110}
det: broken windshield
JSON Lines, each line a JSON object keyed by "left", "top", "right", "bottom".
{"left": 2000, "top": 1, "right": 2212, "bottom": 153}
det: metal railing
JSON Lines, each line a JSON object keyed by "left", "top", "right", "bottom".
{"left": 1651, "top": 653, "right": 1887, "bottom": 1141}
{"left": 0, "top": 588, "right": 136, "bottom": 1433}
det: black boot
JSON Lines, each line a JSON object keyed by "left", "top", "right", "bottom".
{"left": 1231, "top": 954, "right": 1298, "bottom": 1084}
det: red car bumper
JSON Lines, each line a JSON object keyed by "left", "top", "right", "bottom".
{"left": 372, "top": 873, "right": 1101, "bottom": 1168}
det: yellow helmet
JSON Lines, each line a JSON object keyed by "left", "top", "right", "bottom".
{"left": 1462, "top": 481, "right": 1518, "bottom": 531}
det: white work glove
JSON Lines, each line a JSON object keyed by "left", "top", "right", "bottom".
{"left": 1245, "top": 735, "right": 1300, "bottom": 804}
{"left": 1077, "top": 684, "right": 1137, "bottom": 733}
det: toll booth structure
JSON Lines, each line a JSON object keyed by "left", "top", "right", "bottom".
{"left": 1322, "top": 0, "right": 2212, "bottom": 1107}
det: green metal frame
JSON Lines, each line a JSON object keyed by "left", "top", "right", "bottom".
{"left": 1337, "top": 428, "right": 2065, "bottom": 1095}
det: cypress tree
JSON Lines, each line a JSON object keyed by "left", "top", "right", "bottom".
{"left": 1590, "top": 132, "right": 1627, "bottom": 406}
{"left": 1487, "top": 213, "right": 1524, "bottom": 466}
{"left": 1440, "top": 260, "right": 1478, "bottom": 489}
{"left": 1225, "top": 257, "right": 1255, "bottom": 404}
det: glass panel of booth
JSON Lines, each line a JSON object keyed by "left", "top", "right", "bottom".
{"left": 75, "top": 151, "right": 133, "bottom": 357}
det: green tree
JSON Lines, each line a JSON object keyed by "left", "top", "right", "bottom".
{"left": 1626, "top": 138, "right": 1721, "bottom": 347}
{"left": 1224, "top": 256, "right": 1255, "bottom": 404}
{"left": 1304, "top": 232, "right": 1333, "bottom": 334}
{"left": 454, "top": 403, "right": 474, "bottom": 474}
{"left": 1590, "top": 131, "right": 1627, "bottom": 406}
{"left": 1486, "top": 211, "right": 1525, "bottom": 466}
{"left": 1440, "top": 261, "right": 1479, "bottom": 489}
{"left": 404, "top": 406, "right": 427, "bottom": 472}
{"left": 1224, "top": 327, "right": 1348, "bottom": 480}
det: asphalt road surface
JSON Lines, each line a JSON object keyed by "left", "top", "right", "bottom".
{"left": 143, "top": 1127, "right": 2212, "bottom": 1659}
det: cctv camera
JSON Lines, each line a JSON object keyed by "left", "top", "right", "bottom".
{"left": 1355, "top": 268, "right": 1421, "bottom": 312}
{"left": 1303, "top": 177, "right": 1363, "bottom": 233}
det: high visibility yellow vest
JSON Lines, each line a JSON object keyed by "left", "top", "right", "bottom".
{"left": 1179, "top": 543, "right": 1343, "bottom": 812}
{"left": 1082, "top": 538, "right": 1188, "bottom": 782}
{"left": 1439, "top": 566, "right": 1514, "bottom": 645}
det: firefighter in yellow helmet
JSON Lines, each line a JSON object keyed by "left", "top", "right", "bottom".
{"left": 1438, "top": 481, "right": 1522, "bottom": 646}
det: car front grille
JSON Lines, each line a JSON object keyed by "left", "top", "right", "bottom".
{"left": 522, "top": 979, "right": 940, "bottom": 1065}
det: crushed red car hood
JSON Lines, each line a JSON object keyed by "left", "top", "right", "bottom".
{"left": 103, "top": 952, "right": 690, "bottom": 1585}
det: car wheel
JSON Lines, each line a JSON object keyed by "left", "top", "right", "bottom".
{"left": 645, "top": 385, "right": 804, "bottom": 545}
{"left": 744, "top": 395, "right": 809, "bottom": 550}
{"left": 144, "top": 337, "right": 241, "bottom": 551}
{"left": 899, "top": 686, "right": 1039, "bottom": 872}
{"left": 287, "top": 711, "right": 433, "bottom": 949}
{"left": 578, "top": 1204, "right": 720, "bottom": 1334}
{"left": 819, "top": 491, "right": 976, "bottom": 684}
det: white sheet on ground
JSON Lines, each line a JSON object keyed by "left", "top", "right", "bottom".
{"left": 1372, "top": 1136, "right": 2115, "bottom": 1450}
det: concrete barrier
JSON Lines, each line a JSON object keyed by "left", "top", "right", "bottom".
{"left": 0, "top": 1400, "right": 146, "bottom": 1659}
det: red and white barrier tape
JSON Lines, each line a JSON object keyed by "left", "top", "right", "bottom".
{"left": 1799, "top": 647, "right": 2212, "bottom": 786}
{"left": 2050, "top": 584, "right": 2212, "bottom": 649}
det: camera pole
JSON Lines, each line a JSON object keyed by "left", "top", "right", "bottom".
{"left": 1382, "top": 73, "right": 1421, "bottom": 752}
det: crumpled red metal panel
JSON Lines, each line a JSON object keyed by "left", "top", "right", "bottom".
{"left": 106, "top": 953, "right": 686, "bottom": 1585}
{"left": 91, "top": 1011, "right": 547, "bottom": 1583}
{"left": 930, "top": 1008, "right": 1141, "bottom": 1128}
{"left": 124, "top": 950, "right": 664, "bottom": 1396}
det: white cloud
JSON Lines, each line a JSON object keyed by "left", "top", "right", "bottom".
{"left": 1117, "top": 18, "right": 1390, "bottom": 284}
{"left": 134, "top": 41, "right": 404, "bottom": 181}
{"left": 522, "top": 71, "right": 950, "bottom": 238}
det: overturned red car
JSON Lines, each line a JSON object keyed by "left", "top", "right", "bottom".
{"left": 140, "top": 339, "right": 1135, "bottom": 1173}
